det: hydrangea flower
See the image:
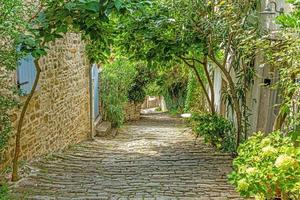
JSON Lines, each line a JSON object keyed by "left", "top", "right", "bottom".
{"left": 237, "top": 179, "right": 249, "bottom": 192}
{"left": 261, "top": 138, "right": 271, "bottom": 146}
{"left": 262, "top": 145, "right": 277, "bottom": 156}
{"left": 254, "top": 193, "right": 265, "bottom": 200}
{"left": 246, "top": 167, "right": 258, "bottom": 175}
{"left": 275, "top": 154, "right": 297, "bottom": 169}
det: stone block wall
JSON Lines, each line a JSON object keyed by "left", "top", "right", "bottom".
{"left": 0, "top": 33, "right": 90, "bottom": 171}
{"left": 124, "top": 102, "right": 142, "bottom": 122}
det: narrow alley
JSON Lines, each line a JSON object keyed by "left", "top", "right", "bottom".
{"left": 11, "top": 114, "right": 242, "bottom": 199}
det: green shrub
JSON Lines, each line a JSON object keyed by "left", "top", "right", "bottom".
{"left": 228, "top": 131, "right": 300, "bottom": 199}
{"left": 128, "top": 64, "right": 153, "bottom": 103}
{"left": 192, "top": 113, "right": 236, "bottom": 153}
{"left": 0, "top": 183, "right": 10, "bottom": 200}
{"left": 163, "top": 82, "right": 187, "bottom": 114}
{"left": 101, "top": 59, "right": 137, "bottom": 127}
{"left": 101, "top": 60, "right": 152, "bottom": 127}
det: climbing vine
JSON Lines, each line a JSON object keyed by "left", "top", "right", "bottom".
{"left": 0, "top": 0, "right": 29, "bottom": 152}
{"left": 255, "top": 0, "right": 300, "bottom": 132}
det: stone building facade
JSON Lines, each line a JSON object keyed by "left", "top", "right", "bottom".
{"left": 0, "top": 33, "right": 91, "bottom": 171}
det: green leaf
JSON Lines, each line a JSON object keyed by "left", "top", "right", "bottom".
{"left": 84, "top": 1, "right": 100, "bottom": 13}
{"left": 114, "top": 0, "right": 123, "bottom": 11}
{"left": 56, "top": 25, "right": 68, "bottom": 34}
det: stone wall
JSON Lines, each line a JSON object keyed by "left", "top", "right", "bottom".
{"left": 0, "top": 33, "right": 90, "bottom": 171}
{"left": 124, "top": 102, "right": 142, "bottom": 122}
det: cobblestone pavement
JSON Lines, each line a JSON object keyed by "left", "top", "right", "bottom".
{"left": 12, "top": 114, "right": 243, "bottom": 200}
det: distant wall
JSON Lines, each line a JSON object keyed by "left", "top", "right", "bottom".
{"left": 124, "top": 102, "right": 142, "bottom": 121}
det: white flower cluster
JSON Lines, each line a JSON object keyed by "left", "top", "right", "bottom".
{"left": 275, "top": 154, "right": 297, "bottom": 169}
{"left": 262, "top": 145, "right": 277, "bottom": 156}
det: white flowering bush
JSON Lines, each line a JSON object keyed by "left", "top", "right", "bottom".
{"left": 228, "top": 131, "right": 300, "bottom": 199}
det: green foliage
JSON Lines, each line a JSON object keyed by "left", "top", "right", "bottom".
{"left": 18, "top": 0, "right": 115, "bottom": 60}
{"left": 102, "top": 58, "right": 154, "bottom": 127}
{"left": 184, "top": 70, "right": 207, "bottom": 113}
{"left": 0, "top": 95, "right": 18, "bottom": 152}
{"left": 128, "top": 64, "right": 153, "bottom": 103}
{"left": 277, "top": 0, "right": 300, "bottom": 28}
{"left": 192, "top": 113, "right": 236, "bottom": 153}
{"left": 116, "top": 0, "right": 259, "bottom": 143}
{"left": 229, "top": 131, "right": 300, "bottom": 199}
{"left": 0, "top": 0, "right": 27, "bottom": 69}
{"left": 16, "top": 0, "right": 146, "bottom": 61}
{"left": 116, "top": 0, "right": 204, "bottom": 64}
{"left": 0, "top": 183, "right": 10, "bottom": 200}
{"left": 275, "top": 0, "right": 300, "bottom": 130}
{"left": 144, "top": 64, "right": 188, "bottom": 114}
{"left": 163, "top": 83, "right": 187, "bottom": 114}
{"left": 255, "top": 1, "right": 300, "bottom": 131}
{"left": 101, "top": 59, "right": 137, "bottom": 127}
{"left": 184, "top": 71, "right": 197, "bottom": 112}
{"left": 0, "top": 0, "right": 28, "bottom": 152}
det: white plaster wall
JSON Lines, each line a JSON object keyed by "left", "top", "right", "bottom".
{"left": 213, "top": 68, "right": 222, "bottom": 113}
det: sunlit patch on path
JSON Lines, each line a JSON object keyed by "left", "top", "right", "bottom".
{"left": 11, "top": 114, "right": 244, "bottom": 199}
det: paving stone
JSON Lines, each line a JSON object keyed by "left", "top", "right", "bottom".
{"left": 11, "top": 114, "right": 244, "bottom": 199}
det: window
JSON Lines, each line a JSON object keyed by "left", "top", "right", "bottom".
{"left": 17, "top": 54, "right": 36, "bottom": 95}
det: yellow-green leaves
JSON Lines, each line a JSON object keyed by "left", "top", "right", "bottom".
{"left": 229, "top": 131, "right": 300, "bottom": 199}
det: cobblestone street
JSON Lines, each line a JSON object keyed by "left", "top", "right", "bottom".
{"left": 12, "top": 114, "right": 243, "bottom": 199}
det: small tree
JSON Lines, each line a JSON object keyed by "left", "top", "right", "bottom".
{"left": 11, "top": 0, "right": 142, "bottom": 181}
{"left": 116, "top": 0, "right": 259, "bottom": 147}
{"left": 0, "top": 0, "right": 29, "bottom": 156}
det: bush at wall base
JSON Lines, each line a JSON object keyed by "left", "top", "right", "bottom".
{"left": 191, "top": 113, "right": 236, "bottom": 153}
{"left": 228, "top": 131, "right": 300, "bottom": 200}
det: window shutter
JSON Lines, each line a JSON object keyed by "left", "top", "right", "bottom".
{"left": 92, "top": 64, "right": 100, "bottom": 119}
{"left": 17, "top": 55, "right": 36, "bottom": 95}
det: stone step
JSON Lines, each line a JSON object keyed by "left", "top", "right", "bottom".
{"left": 95, "top": 121, "right": 112, "bottom": 137}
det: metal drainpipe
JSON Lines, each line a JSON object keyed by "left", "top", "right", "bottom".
{"left": 89, "top": 65, "right": 94, "bottom": 140}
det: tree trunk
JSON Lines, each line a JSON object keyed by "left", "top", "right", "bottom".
{"left": 273, "top": 109, "right": 288, "bottom": 131}
{"left": 179, "top": 56, "right": 215, "bottom": 113}
{"left": 12, "top": 59, "right": 41, "bottom": 182}
{"left": 208, "top": 54, "right": 242, "bottom": 148}
{"left": 191, "top": 65, "right": 215, "bottom": 114}
{"left": 232, "top": 95, "right": 242, "bottom": 147}
{"left": 203, "top": 56, "right": 215, "bottom": 114}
